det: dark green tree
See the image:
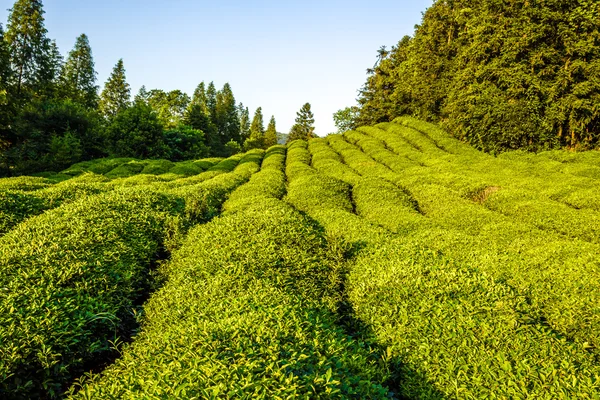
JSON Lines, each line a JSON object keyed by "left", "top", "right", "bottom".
{"left": 264, "top": 115, "right": 277, "bottom": 148}
{"left": 99, "top": 58, "right": 130, "bottom": 120}
{"left": 356, "top": 0, "right": 600, "bottom": 151}
{"left": 134, "top": 85, "right": 149, "bottom": 104}
{"left": 244, "top": 107, "right": 264, "bottom": 150}
{"left": 206, "top": 81, "right": 217, "bottom": 122}
{"left": 60, "top": 34, "right": 98, "bottom": 108}
{"left": 5, "top": 0, "right": 52, "bottom": 95}
{"left": 162, "top": 125, "right": 208, "bottom": 161}
{"left": 287, "top": 103, "right": 315, "bottom": 142}
{"left": 215, "top": 83, "right": 240, "bottom": 144}
{"left": 184, "top": 102, "right": 217, "bottom": 153}
{"left": 192, "top": 82, "right": 208, "bottom": 111}
{"left": 0, "top": 23, "right": 14, "bottom": 152}
{"left": 238, "top": 103, "right": 250, "bottom": 143}
{"left": 105, "top": 101, "right": 165, "bottom": 158}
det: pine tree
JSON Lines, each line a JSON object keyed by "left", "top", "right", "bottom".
{"left": 184, "top": 103, "right": 218, "bottom": 153}
{"left": 244, "top": 107, "right": 264, "bottom": 150}
{"left": 0, "top": 23, "right": 13, "bottom": 144}
{"left": 206, "top": 81, "right": 217, "bottom": 122}
{"left": 216, "top": 83, "right": 240, "bottom": 144}
{"left": 192, "top": 82, "right": 208, "bottom": 112}
{"left": 287, "top": 103, "right": 315, "bottom": 142}
{"left": 5, "top": 0, "right": 52, "bottom": 95}
{"left": 134, "top": 85, "right": 149, "bottom": 104}
{"left": 238, "top": 103, "right": 250, "bottom": 142}
{"left": 99, "top": 58, "right": 130, "bottom": 119}
{"left": 60, "top": 33, "right": 98, "bottom": 108}
{"left": 264, "top": 115, "right": 277, "bottom": 147}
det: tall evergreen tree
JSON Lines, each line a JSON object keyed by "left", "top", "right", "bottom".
{"left": 192, "top": 82, "right": 208, "bottom": 112}
{"left": 264, "top": 115, "right": 277, "bottom": 147}
{"left": 288, "top": 103, "right": 315, "bottom": 142}
{"left": 238, "top": 102, "right": 250, "bottom": 142}
{"left": 99, "top": 58, "right": 130, "bottom": 119}
{"left": 215, "top": 83, "right": 240, "bottom": 144}
{"left": 0, "top": 23, "right": 13, "bottom": 152}
{"left": 206, "top": 81, "right": 217, "bottom": 122}
{"left": 134, "top": 85, "right": 149, "bottom": 104}
{"left": 60, "top": 33, "right": 98, "bottom": 108}
{"left": 184, "top": 103, "right": 218, "bottom": 153}
{"left": 244, "top": 107, "right": 265, "bottom": 150}
{"left": 5, "top": 0, "right": 52, "bottom": 95}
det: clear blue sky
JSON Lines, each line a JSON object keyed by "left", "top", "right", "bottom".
{"left": 1, "top": 0, "right": 433, "bottom": 135}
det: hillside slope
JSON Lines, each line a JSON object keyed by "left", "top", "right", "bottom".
{"left": 1, "top": 120, "right": 599, "bottom": 398}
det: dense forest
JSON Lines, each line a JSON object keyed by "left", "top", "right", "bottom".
{"left": 0, "top": 0, "right": 319, "bottom": 177}
{"left": 352, "top": 0, "right": 600, "bottom": 152}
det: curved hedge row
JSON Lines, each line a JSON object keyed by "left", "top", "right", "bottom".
{"left": 287, "top": 138, "right": 600, "bottom": 398}
{"left": 0, "top": 189, "right": 185, "bottom": 398}
{"left": 68, "top": 149, "right": 392, "bottom": 398}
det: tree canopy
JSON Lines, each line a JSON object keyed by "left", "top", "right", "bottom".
{"left": 357, "top": 0, "right": 600, "bottom": 151}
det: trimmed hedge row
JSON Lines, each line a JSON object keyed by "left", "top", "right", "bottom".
{"left": 0, "top": 150, "right": 265, "bottom": 398}
{"left": 223, "top": 145, "right": 287, "bottom": 213}
{"left": 68, "top": 148, "right": 392, "bottom": 398}
{"left": 0, "top": 189, "right": 186, "bottom": 398}
{"left": 287, "top": 138, "right": 600, "bottom": 398}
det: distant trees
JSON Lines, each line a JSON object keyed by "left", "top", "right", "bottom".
{"left": 244, "top": 107, "right": 265, "bottom": 150}
{"left": 356, "top": 0, "right": 600, "bottom": 151}
{"left": 288, "top": 103, "right": 316, "bottom": 142}
{"left": 264, "top": 116, "right": 277, "bottom": 147}
{"left": 0, "top": 0, "right": 277, "bottom": 175}
{"left": 99, "top": 59, "right": 130, "bottom": 120}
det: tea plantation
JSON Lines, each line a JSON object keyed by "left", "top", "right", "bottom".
{"left": 1, "top": 119, "right": 599, "bottom": 399}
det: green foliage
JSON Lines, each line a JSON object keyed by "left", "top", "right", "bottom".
{"left": 244, "top": 106, "right": 265, "bottom": 150}
{"left": 47, "top": 130, "right": 82, "bottom": 170}
{"left": 283, "top": 122, "right": 600, "bottom": 397}
{"left": 1, "top": 98, "right": 104, "bottom": 173}
{"left": 104, "top": 160, "right": 148, "bottom": 179}
{"left": 99, "top": 59, "right": 130, "bottom": 120}
{"left": 147, "top": 89, "right": 190, "bottom": 129}
{"left": 5, "top": 0, "right": 52, "bottom": 95}
{"left": 223, "top": 139, "right": 241, "bottom": 156}
{"left": 0, "top": 189, "right": 186, "bottom": 398}
{"left": 68, "top": 196, "right": 391, "bottom": 399}
{"left": 162, "top": 125, "right": 209, "bottom": 161}
{"left": 264, "top": 115, "right": 277, "bottom": 148}
{"left": 357, "top": 1, "right": 600, "bottom": 151}
{"left": 288, "top": 102, "right": 316, "bottom": 142}
{"left": 105, "top": 101, "right": 165, "bottom": 159}
{"left": 59, "top": 34, "right": 98, "bottom": 109}
{"left": 140, "top": 159, "right": 175, "bottom": 175}
{"left": 333, "top": 106, "right": 359, "bottom": 133}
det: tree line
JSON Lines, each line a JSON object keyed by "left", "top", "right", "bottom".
{"left": 342, "top": 0, "right": 600, "bottom": 152}
{"left": 0, "top": 0, "right": 318, "bottom": 176}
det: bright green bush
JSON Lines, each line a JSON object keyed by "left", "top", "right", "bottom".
{"left": 0, "top": 189, "right": 186, "bottom": 398}
{"left": 285, "top": 138, "right": 600, "bottom": 398}
{"left": 140, "top": 159, "right": 175, "bottom": 175}
{"left": 167, "top": 160, "right": 205, "bottom": 176}
{"left": 69, "top": 200, "right": 392, "bottom": 399}
{"left": 104, "top": 161, "right": 149, "bottom": 179}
